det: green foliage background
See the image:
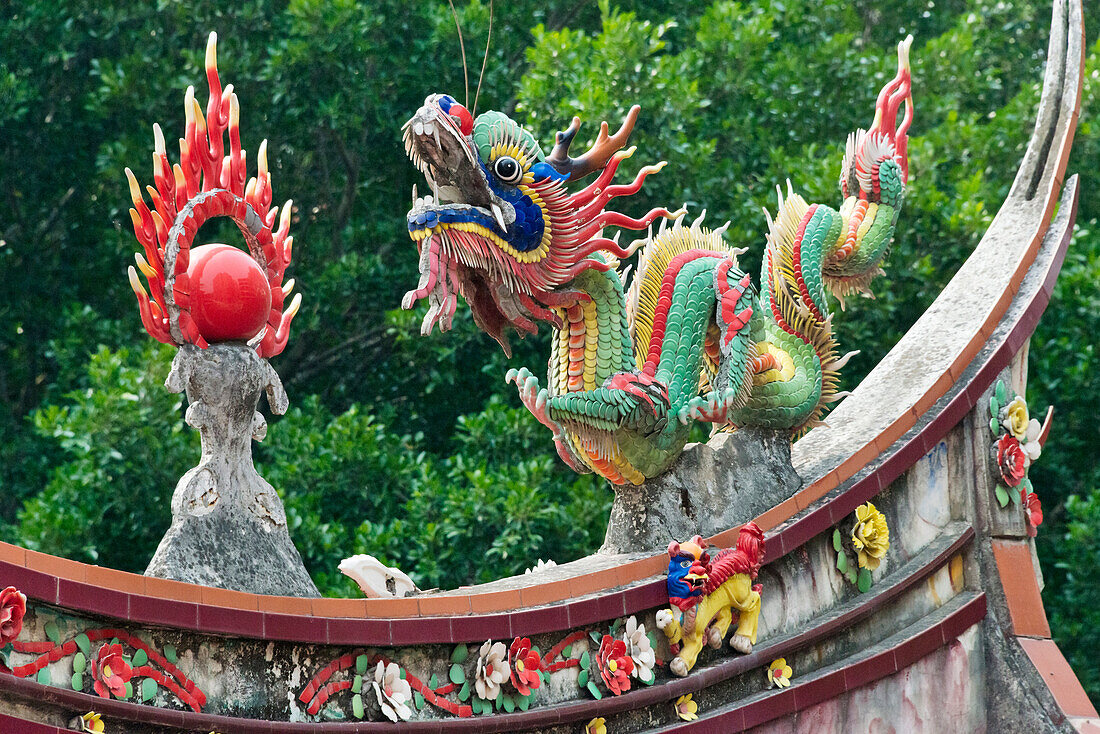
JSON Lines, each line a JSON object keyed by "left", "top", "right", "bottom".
{"left": 1, "top": 0, "right": 1097, "bottom": 700}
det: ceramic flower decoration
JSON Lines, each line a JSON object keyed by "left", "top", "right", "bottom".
{"left": 988, "top": 380, "right": 1051, "bottom": 530}
{"left": 78, "top": 712, "right": 105, "bottom": 733}
{"left": 474, "top": 640, "right": 510, "bottom": 701}
{"left": 372, "top": 661, "right": 413, "bottom": 722}
{"left": 0, "top": 586, "right": 26, "bottom": 646}
{"left": 586, "top": 717, "right": 608, "bottom": 734}
{"left": 852, "top": 502, "right": 890, "bottom": 570}
{"left": 596, "top": 634, "right": 635, "bottom": 696}
{"left": 1023, "top": 491, "right": 1043, "bottom": 537}
{"left": 91, "top": 643, "right": 133, "bottom": 699}
{"left": 767, "top": 658, "right": 793, "bottom": 688}
{"left": 622, "top": 616, "right": 656, "bottom": 683}
{"left": 508, "top": 637, "right": 543, "bottom": 696}
{"left": 675, "top": 693, "right": 699, "bottom": 721}
{"left": 995, "top": 435, "right": 1028, "bottom": 488}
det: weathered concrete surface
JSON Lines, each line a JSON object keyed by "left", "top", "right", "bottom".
{"left": 601, "top": 427, "right": 802, "bottom": 554}
{"left": 145, "top": 344, "right": 318, "bottom": 596}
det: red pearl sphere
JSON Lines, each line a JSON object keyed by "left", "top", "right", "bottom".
{"left": 187, "top": 244, "right": 272, "bottom": 343}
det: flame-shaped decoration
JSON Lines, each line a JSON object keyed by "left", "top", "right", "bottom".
{"left": 125, "top": 31, "right": 300, "bottom": 358}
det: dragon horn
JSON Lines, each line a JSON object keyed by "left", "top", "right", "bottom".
{"left": 546, "top": 105, "right": 640, "bottom": 181}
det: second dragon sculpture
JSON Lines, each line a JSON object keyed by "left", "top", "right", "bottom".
{"left": 402, "top": 38, "right": 913, "bottom": 486}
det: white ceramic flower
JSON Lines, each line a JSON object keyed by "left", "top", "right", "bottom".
{"left": 623, "top": 616, "right": 656, "bottom": 681}
{"left": 372, "top": 661, "right": 413, "bottom": 722}
{"left": 1023, "top": 418, "right": 1042, "bottom": 463}
{"left": 474, "top": 640, "right": 510, "bottom": 700}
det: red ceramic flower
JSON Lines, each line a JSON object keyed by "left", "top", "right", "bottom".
{"left": 91, "top": 643, "right": 133, "bottom": 699}
{"left": 996, "top": 435, "right": 1027, "bottom": 487}
{"left": 596, "top": 634, "right": 635, "bottom": 696}
{"left": 508, "top": 637, "right": 542, "bottom": 696}
{"left": 0, "top": 586, "right": 26, "bottom": 647}
{"left": 1022, "top": 491, "right": 1043, "bottom": 537}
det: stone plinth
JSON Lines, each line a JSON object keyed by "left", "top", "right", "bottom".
{"left": 145, "top": 344, "right": 318, "bottom": 596}
{"left": 601, "top": 427, "right": 803, "bottom": 553}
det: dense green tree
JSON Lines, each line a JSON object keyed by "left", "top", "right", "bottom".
{"left": 1, "top": 0, "right": 1097, "bottom": 699}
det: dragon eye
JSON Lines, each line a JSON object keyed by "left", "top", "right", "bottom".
{"left": 680, "top": 560, "right": 691, "bottom": 569}
{"left": 493, "top": 156, "right": 523, "bottom": 185}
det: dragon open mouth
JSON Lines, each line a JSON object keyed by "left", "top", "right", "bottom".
{"left": 400, "top": 94, "right": 536, "bottom": 355}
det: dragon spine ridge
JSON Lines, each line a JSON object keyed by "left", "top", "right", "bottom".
{"left": 402, "top": 37, "right": 914, "bottom": 485}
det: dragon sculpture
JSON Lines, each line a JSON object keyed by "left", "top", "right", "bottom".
{"left": 402, "top": 38, "right": 913, "bottom": 485}
{"left": 656, "top": 524, "right": 765, "bottom": 676}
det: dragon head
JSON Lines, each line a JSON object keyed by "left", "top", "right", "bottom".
{"left": 666, "top": 535, "right": 710, "bottom": 609}
{"left": 401, "top": 94, "right": 678, "bottom": 355}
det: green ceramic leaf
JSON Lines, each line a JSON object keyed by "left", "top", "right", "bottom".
{"left": 414, "top": 690, "right": 425, "bottom": 710}
{"left": 352, "top": 674, "right": 362, "bottom": 694}
{"left": 858, "top": 568, "right": 873, "bottom": 593}
{"left": 578, "top": 669, "right": 589, "bottom": 687}
{"left": 494, "top": 692, "right": 504, "bottom": 711}
{"left": 141, "top": 677, "right": 157, "bottom": 702}
{"left": 70, "top": 672, "right": 83, "bottom": 691}
{"left": 471, "top": 696, "right": 483, "bottom": 714}
{"left": 459, "top": 681, "right": 470, "bottom": 701}
{"left": 36, "top": 668, "right": 50, "bottom": 686}
{"left": 1020, "top": 476, "right": 1032, "bottom": 492}
{"left": 580, "top": 651, "right": 590, "bottom": 669}
{"left": 587, "top": 681, "right": 603, "bottom": 699}
{"left": 990, "top": 417, "right": 1000, "bottom": 436}
{"left": 996, "top": 380, "right": 1007, "bottom": 404}
{"left": 989, "top": 396, "right": 1000, "bottom": 418}
{"left": 131, "top": 649, "right": 148, "bottom": 668}
{"left": 647, "top": 631, "right": 658, "bottom": 650}
{"left": 836, "top": 552, "right": 848, "bottom": 573}
{"left": 124, "top": 681, "right": 133, "bottom": 698}
{"left": 429, "top": 673, "right": 439, "bottom": 690}
{"left": 832, "top": 528, "right": 842, "bottom": 552}
{"left": 400, "top": 667, "right": 406, "bottom": 680}
{"left": 590, "top": 631, "right": 602, "bottom": 645}
{"left": 43, "top": 621, "right": 60, "bottom": 645}
{"left": 846, "top": 568, "right": 858, "bottom": 585}
{"left": 352, "top": 693, "right": 364, "bottom": 719}
{"left": 74, "top": 633, "right": 91, "bottom": 657}
{"left": 518, "top": 692, "right": 530, "bottom": 711}
{"left": 995, "top": 485, "right": 1010, "bottom": 508}
{"left": 356, "top": 654, "right": 368, "bottom": 674}
{"left": 72, "top": 652, "right": 86, "bottom": 674}
{"left": 449, "top": 663, "right": 466, "bottom": 685}
{"left": 451, "top": 644, "right": 469, "bottom": 664}
{"left": 1011, "top": 487, "right": 1022, "bottom": 505}
{"left": 163, "top": 645, "right": 177, "bottom": 664}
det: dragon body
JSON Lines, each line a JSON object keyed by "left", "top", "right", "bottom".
{"left": 402, "top": 39, "right": 913, "bottom": 485}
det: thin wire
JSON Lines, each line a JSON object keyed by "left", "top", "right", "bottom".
{"left": 472, "top": 0, "right": 493, "bottom": 117}
{"left": 446, "top": 0, "right": 470, "bottom": 107}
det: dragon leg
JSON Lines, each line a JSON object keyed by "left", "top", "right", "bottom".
{"left": 505, "top": 367, "right": 591, "bottom": 474}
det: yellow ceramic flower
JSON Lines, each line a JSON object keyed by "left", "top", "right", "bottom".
{"left": 767, "top": 658, "right": 793, "bottom": 688}
{"left": 586, "top": 717, "right": 607, "bottom": 734}
{"left": 852, "top": 502, "right": 890, "bottom": 570}
{"left": 1003, "top": 396, "right": 1029, "bottom": 440}
{"left": 675, "top": 693, "right": 699, "bottom": 721}
{"left": 80, "top": 712, "right": 105, "bottom": 733}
